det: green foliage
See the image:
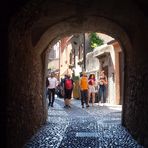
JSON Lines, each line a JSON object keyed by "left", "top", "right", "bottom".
{"left": 89, "top": 33, "right": 104, "bottom": 49}
{"left": 73, "top": 76, "right": 79, "bottom": 80}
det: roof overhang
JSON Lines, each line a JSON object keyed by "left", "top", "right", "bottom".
{"left": 93, "top": 45, "right": 112, "bottom": 58}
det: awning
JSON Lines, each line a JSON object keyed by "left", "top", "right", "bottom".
{"left": 93, "top": 45, "right": 112, "bottom": 58}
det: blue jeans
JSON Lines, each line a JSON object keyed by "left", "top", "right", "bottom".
{"left": 98, "top": 85, "right": 106, "bottom": 103}
{"left": 48, "top": 88, "right": 55, "bottom": 106}
{"left": 81, "top": 90, "right": 88, "bottom": 106}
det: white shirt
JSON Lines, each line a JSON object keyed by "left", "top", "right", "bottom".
{"left": 48, "top": 77, "right": 58, "bottom": 89}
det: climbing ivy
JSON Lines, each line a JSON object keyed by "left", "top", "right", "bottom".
{"left": 89, "top": 33, "right": 104, "bottom": 49}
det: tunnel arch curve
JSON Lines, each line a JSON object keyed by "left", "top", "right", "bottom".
{"left": 7, "top": 1, "right": 148, "bottom": 147}
{"left": 8, "top": 14, "right": 130, "bottom": 147}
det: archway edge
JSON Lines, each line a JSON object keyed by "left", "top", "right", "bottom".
{"left": 34, "top": 16, "right": 132, "bottom": 56}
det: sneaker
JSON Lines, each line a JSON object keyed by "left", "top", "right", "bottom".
{"left": 86, "top": 105, "right": 89, "bottom": 108}
{"left": 82, "top": 105, "right": 84, "bottom": 108}
{"left": 51, "top": 104, "right": 53, "bottom": 107}
{"left": 64, "top": 105, "right": 69, "bottom": 108}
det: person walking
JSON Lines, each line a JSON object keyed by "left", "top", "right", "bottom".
{"left": 88, "top": 74, "right": 96, "bottom": 107}
{"left": 47, "top": 72, "right": 58, "bottom": 107}
{"left": 98, "top": 70, "right": 108, "bottom": 106}
{"left": 79, "top": 71, "right": 89, "bottom": 108}
{"left": 46, "top": 74, "right": 50, "bottom": 98}
{"left": 63, "top": 74, "right": 74, "bottom": 108}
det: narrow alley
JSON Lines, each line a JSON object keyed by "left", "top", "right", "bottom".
{"left": 24, "top": 97, "right": 143, "bottom": 148}
{"left": 3, "top": 1, "right": 148, "bottom": 148}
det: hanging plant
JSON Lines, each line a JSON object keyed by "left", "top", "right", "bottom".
{"left": 89, "top": 33, "right": 104, "bottom": 49}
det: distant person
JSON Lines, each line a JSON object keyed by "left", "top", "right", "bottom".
{"left": 98, "top": 70, "right": 108, "bottom": 106}
{"left": 46, "top": 74, "right": 50, "bottom": 98}
{"left": 88, "top": 74, "right": 96, "bottom": 107}
{"left": 47, "top": 72, "right": 58, "bottom": 107}
{"left": 61, "top": 75, "right": 67, "bottom": 98}
{"left": 63, "top": 74, "right": 74, "bottom": 108}
{"left": 79, "top": 71, "right": 89, "bottom": 108}
{"left": 55, "top": 81, "right": 63, "bottom": 98}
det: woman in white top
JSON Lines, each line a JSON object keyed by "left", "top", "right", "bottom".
{"left": 98, "top": 70, "right": 108, "bottom": 105}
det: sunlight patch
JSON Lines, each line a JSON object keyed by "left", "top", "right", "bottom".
{"left": 76, "top": 132, "right": 98, "bottom": 137}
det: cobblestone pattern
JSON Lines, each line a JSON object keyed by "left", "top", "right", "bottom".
{"left": 24, "top": 98, "right": 143, "bottom": 148}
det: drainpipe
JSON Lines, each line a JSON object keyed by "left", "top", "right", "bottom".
{"left": 83, "top": 33, "right": 86, "bottom": 71}
{"left": 59, "top": 40, "right": 61, "bottom": 80}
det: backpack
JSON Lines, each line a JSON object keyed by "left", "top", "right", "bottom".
{"left": 65, "top": 79, "right": 73, "bottom": 89}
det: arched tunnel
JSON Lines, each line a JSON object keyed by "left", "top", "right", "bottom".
{"left": 1, "top": 0, "right": 148, "bottom": 147}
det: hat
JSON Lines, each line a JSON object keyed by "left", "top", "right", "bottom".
{"left": 82, "top": 71, "right": 86, "bottom": 76}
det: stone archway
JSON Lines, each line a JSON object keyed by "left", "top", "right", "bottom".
{"left": 7, "top": 1, "right": 148, "bottom": 147}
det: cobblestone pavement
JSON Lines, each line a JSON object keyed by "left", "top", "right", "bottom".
{"left": 24, "top": 97, "right": 143, "bottom": 148}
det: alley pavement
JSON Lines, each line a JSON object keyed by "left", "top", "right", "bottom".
{"left": 24, "top": 97, "right": 143, "bottom": 148}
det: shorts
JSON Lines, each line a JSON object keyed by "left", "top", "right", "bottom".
{"left": 64, "top": 89, "right": 72, "bottom": 99}
{"left": 89, "top": 85, "right": 96, "bottom": 93}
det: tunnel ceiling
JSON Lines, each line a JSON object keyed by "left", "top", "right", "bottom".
{"left": 9, "top": 0, "right": 147, "bottom": 53}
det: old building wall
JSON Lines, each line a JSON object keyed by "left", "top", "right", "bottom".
{"left": 7, "top": 26, "right": 48, "bottom": 147}
{"left": 113, "top": 42, "right": 122, "bottom": 105}
{"left": 6, "top": 0, "right": 148, "bottom": 147}
{"left": 86, "top": 52, "right": 100, "bottom": 74}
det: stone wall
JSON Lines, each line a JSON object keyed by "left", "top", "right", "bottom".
{"left": 7, "top": 18, "right": 48, "bottom": 147}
